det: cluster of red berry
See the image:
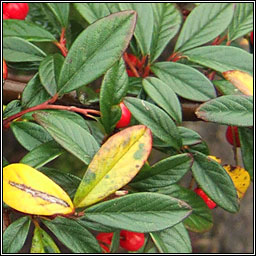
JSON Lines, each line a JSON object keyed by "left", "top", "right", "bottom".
{"left": 96, "top": 230, "right": 145, "bottom": 253}
{"left": 3, "top": 3, "right": 29, "bottom": 20}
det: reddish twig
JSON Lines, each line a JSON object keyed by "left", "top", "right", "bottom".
{"left": 53, "top": 27, "right": 68, "bottom": 57}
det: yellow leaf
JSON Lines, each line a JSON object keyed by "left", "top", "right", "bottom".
{"left": 74, "top": 125, "right": 152, "bottom": 208}
{"left": 223, "top": 165, "right": 250, "bottom": 199}
{"left": 222, "top": 70, "right": 253, "bottom": 96}
{"left": 3, "top": 163, "right": 74, "bottom": 216}
{"left": 208, "top": 155, "right": 221, "bottom": 164}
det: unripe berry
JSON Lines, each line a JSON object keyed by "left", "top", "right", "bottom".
{"left": 3, "top": 3, "right": 29, "bottom": 20}
{"left": 116, "top": 102, "right": 131, "bottom": 128}
{"left": 120, "top": 230, "right": 145, "bottom": 251}
{"left": 194, "top": 188, "right": 217, "bottom": 209}
{"left": 225, "top": 126, "right": 240, "bottom": 147}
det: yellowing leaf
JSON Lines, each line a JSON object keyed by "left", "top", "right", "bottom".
{"left": 208, "top": 155, "right": 221, "bottom": 164}
{"left": 222, "top": 70, "right": 253, "bottom": 96}
{"left": 223, "top": 165, "right": 250, "bottom": 199}
{"left": 3, "top": 163, "right": 74, "bottom": 216}
{"left": 74, "top": 125, "right": 152, "bottom": 208}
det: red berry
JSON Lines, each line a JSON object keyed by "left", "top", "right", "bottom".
{"left": 194, "top": 188, "right": 217, "bottom": 209}
{"left": 127, "top": 69, "right": 136, "bottom": 77}
{"left": 250, "top": 31, "right": 253, "bottom": 45}
{"left": 3, "top": 13, "right": 10, "bottom": 19}
{"left": 225, "top": 126, "right": 240, "bottom": 147}
{"left": 125, "top": 54, "right": 143, "bottom": 77}
{"left": 3, "top": 3, "right": 29, "bottom": 20}
{"left": 99, "top": 243, "right": 110, "bottom": 253}
{"left": 116, "top": 102, "right": 131, "bottom": 128}
{"left": 120, "top": 230, "right": 145, "bottom": 251}
{"left": 3, "top": 59, "right": 8, "bottom": 80}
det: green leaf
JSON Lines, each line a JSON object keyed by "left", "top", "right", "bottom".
{"left": 3, "top": 37, "right": 46, "bottom": 62}
{"left": 119, "top": 3, "right": 154, "bottom": 55}
{"left": 39, "top": 167, "right": 81, "bottom": 199}
{"left": 178, "top": 127, "right": 202, "bottom": 146}
{"left": 3, "top": 100, "right": 22, "bottom": 119}
{"left": 213, "top": 80, "right": 244, "bottom": 96}
{"left": 130, "top": 153, "right": 193, "bottom": 189}
{"left": 184, "top": 46, "right": 253, "bottom": 75}
{"left": 31, "top": 225, "right": 60, "bottom": 253}
{"left": 154, "top": 185, "right": 213, "bottom": 233}
{"left": 58, "top": 11, "right": 136, "bottom": 94}
{"left": 33, "top": 111, "right": 100, "bottom": 165}
{"left": 73, "top": 3, "right": 111, "bottom": 24}
{"left": 77, "top": 218, "right": 117, "bottom": 233}
{"left": 195, "top": 95, "right": 253, "bottom": 126}
{"left": 20, "top": 140, "right": 64, "bottom": 169}
{"left": 3, "top": 216, "right": 31, "bottom": 253}
{"left": 151, "top": 62, "right": 216, "bottom": 102}
{"left": 73, "top": 125, "right": 152, "bottom": 208}
{"left": 188, "top": 141, "right": 210, "bottom": 156}
{"left": 238, "top": 127, "right": 253, "bottom": 180}
{"left": 191, "top": 151, "right": 239, "bottom": 213}
{"left": 11, "top": 121, "right": 52, "bottom": 151}
{"left": 174, "top": 3, "right": 234, "bottom": 52}
{"left": 110, "top": 231, "right": 121, "bottom": 253}
{"left": 124, "top": 97, "right": 182, "bottom": 149}
{"left": 100, "top": 58, "right": 129, "bottom": 134}
{"left": 228, "top": 3, "right": 253, "bottom": 41}
{"left": 143, "top": 77, "right": 182, "bottom": 124}
{"left": 3, "top": 19, "right": 56, "bottom": 42}
{"left": 42, "top": 217, "right": 101, "bottom": 253}
{"left": 150, "top": 223, "right": 192, "bottom": 253}
{"left": 85, "top": 192, "right": 192, "bottom": 232}
{"left": 39, "top": 54, "right": 64, "bottom": 96}
{"left": 21, "top": 73, "right": 51, "bottom": 108}
{"left": 150, "top": 3, "right": 182, "bottom": 62}
{"left": 46, "top": 3, "right": 70, "bottom": 28}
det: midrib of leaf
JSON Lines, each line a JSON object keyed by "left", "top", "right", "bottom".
{"left": 60, "top": 14, "right": 133, "bottom": 93}
{"left": 177, "top": 4, "right": 231, "bottom": 52}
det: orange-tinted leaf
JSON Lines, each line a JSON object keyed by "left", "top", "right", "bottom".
{"left": 73, "top": 125, "right": 152, "bottom": 208}
{"left": 3, "top": 163, "right": 74, "bottom": 216}
{"left": 223, "top": 165, "right": 250, "bottom": 199}
{"left": 222, "top": 70, "right": 253, "bottom": 96}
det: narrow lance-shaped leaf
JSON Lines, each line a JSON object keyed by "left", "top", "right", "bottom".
{"left": 155, "top": 184, "right": 213, "bottom": 233}
{"left": 84, "top": 192, "right": 192, "bottom": 233}
{"left": 151, "top": 62, "right": 216, "bottom": 102}
{"left": 3, "top": 19, "right": 56, "bottom": 42}
{"left": 124, "top": 97, "right": 182, "bottom": 149}
{"left": 184, "top": 46, "right": 253, "bottom": 75}
{"left": 39, "top": 54, "right": 64, "bottom": 96}
{"left": 34, "top": 110, "right": 99, "bottom": 165}
{"left": 150, "top": 3, "right": 182, "bottom": 62}
{"left": 228, "top": 3, "right": 253, "bottom": 42}
{"left": 46, "top": 3, "right": 70, "bottom": 28}
{"left": 3, "top": 163, "right": 74, "bottom": 216}
{"left": 73, "top": 125, "right": 152, "bottom": 208}
{"left": 42, "top": 217, "right": 102, "bottom": 253}
{"left": 73, "top": 3, "right": 111, "bottom": 24}
{"left": 174, "top": 3, "right": 234, "bottom": 52}
{"left": 119, "top": 3, "right": 154, "bottom": 55}
{"left": 3, "top": 37, "right": 46, "bottom": 62}
{"left": 191, "top": 152, "right": 239, "bottom": 213}
{"left": 31, "top": 225, "right": 60, "bottom": 253}
{"left": 238, "top": 127, "right": 253, "bottom": 180}
{"left": 3, "top": 216, "right": 31, "bottom": 253}
{"left": 58, "top": 11, "right": 136, "bottom": 94}
{"left": 150, "top": 223, "right": 192, "bottom": 253}
{"left": 143, "top": 77, "right": 182, "bottom": 124}
{"left": 100, "top": 58, "right": 129, "bottom": 134}
{"left": 196, "top": 95, "right": 253, "bottom": 126}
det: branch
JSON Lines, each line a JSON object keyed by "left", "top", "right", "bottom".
{"left": 3, "top": 78, "right": 201, "bottom": 122}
